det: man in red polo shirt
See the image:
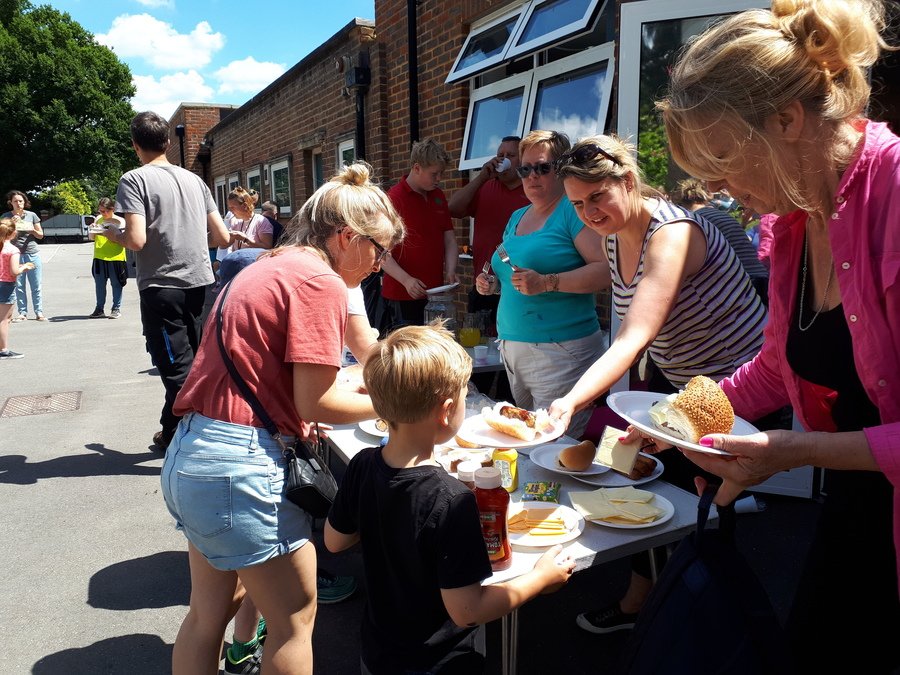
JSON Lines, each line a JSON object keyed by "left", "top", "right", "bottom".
{"left": 449, "top": 135, "right": 529, "bottom": 328}
{"left": 382, "top": 138, "right": 458, "bottom": 328}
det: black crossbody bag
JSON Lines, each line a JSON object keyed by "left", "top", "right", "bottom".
{"left": 215, "top": 281, "right": 338, "bottom": 519}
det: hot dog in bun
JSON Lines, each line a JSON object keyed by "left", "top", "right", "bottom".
{"left": 481, "top": 402, "right": 554, "bottom": 441}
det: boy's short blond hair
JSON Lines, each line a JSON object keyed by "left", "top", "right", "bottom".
{"left": 409, "top": 138, "right": 451, "bottom": 170}
{"left": 364, "top": 323, "right": 472, "bottom": 426}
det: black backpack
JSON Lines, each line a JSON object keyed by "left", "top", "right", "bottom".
{"left": 617, "top": 487, "right": 791, "bottom": 675}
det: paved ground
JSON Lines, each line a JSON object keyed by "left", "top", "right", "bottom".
{"left": 0, "top": 242, "right": 822, "bottom": 674}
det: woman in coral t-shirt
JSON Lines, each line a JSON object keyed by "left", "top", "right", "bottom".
{"left": 160, "top": 162, "right": 404, "bottom": 675}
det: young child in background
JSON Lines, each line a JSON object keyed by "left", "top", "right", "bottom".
{"left": 0, "top": 218, "right": 36, "bottom": 359}
{"left": 325, "top": 323, "right": 575, "bottom": 674}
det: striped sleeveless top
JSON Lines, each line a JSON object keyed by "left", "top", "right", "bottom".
{"left": 609, "top": 200, "right": 766, "bottom": 386}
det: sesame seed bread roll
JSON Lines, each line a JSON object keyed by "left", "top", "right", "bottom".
{"left": 656, "top": 375, "right": 734, "bottom": 443}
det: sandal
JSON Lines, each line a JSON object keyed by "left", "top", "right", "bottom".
{"left": 152, "top": 431, "right": 173, "bottom": 452}
{"left": 11, "top": 315, "right": 26, "bottom": 322}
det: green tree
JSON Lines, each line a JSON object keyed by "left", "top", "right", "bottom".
{"left": 34, "top": 179, "right": 92, "bottom": 214}
{"left": 0, "top": 0, "right": 138, "bottom": 194}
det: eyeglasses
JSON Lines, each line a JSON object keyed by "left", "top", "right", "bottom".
{"left": 554, "top": 143, "right": 623, "bottom": 174}
{"left": 367, "top": 236, "right": 391, "bottom": 264}
{"left": 516, "top": 162, "right": 554, "bottom": 178}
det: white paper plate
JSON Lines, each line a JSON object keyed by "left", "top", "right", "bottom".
{"left": 358, "top": 418, "right": 389, "bottom": 438}
{"left": 425, "top": 282, "right": 460, "bottom": 295}
{"left": 529, "top": 443, "right": 611, "bottom": 476}
{"left": 571, "top": 453, "right": 664, "bottom": 487}
{"left": 508, "top": 502, "right": 585, "bottom": 547}
{"left": 455, "top": 413, "right": 566, "bottom": 449}
{"left": 587, "top": 493, "right": 675, "bottom": 530}
{"left": 606, "top": 391, "right": 760, "bottom": 456}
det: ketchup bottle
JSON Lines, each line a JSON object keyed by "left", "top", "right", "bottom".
{"left": 474, "top": 467, "right": 512, "bottom": 570}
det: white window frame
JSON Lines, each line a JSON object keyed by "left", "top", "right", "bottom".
{"left": 617, "top": 0, "right": 766, "bottom": 141}
{"left": 246, "top": 167, "right": 261, "bottom": 205}
{"left": 506, "top": 0, "right": 605, "bottom": 60}
{"left": 447, "top": 0, "right": 606, "bottom": 84}
{"left": 522, "top": 41, "right": 615, "bottom": 135}
{"left": 459, "top": 42, "right": 614, "bottom": 171}
{"left": 269, "top": 158, "right": 292, "bottom": 216}
{"left": 446, "top": 3, "right": 529, "bottom": 84}
{"left": 214, "top": 176, "right": 227, "bottom": 216}
{"left": 337, "top": 139, "right": 355, "bottom": 167}
{"left": 460, "top": 72, "right": 531, "bottom": 170}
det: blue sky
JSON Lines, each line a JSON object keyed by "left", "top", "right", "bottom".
{"left": 43, "top": 0, "right": 376, "bottom": 118}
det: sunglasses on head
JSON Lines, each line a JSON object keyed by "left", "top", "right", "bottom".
{"left": 554, "top": 143, "right": 623, "bottom": 173}
{"left": 516, "top": 162, "right": 554, "bottom": 178}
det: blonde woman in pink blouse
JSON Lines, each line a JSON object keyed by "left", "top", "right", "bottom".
{"left": 655, "top": 0, "right": 899, "bottom": 670}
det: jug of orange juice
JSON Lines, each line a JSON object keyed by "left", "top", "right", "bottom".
{"left": 459, "top": 313, "right": 481, "bottom": 347}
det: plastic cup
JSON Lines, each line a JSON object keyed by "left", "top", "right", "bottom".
{"left": 473, "top": 345, "right": 488, "bottom": 365}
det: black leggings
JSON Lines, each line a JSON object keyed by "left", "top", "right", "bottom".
{"left": 140, "top": 285, "right": 208, "bottom": 437}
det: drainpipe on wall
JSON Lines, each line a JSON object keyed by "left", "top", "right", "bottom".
{"left": 407, "top": 0, "right": 420, "bottom": 143}
{"left": 347, "top": 48, "right": 372, "bottom": 160}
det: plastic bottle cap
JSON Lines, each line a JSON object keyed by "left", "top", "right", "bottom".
{"left": 456, "top": 461, "right": 480, "bottom": 481}
{"left": 474, "top": 466, "right": 502, "bottom": 489}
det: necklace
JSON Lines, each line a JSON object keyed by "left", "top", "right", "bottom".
{"left": 797, "top": 233, "right": 835, "bottom": 332}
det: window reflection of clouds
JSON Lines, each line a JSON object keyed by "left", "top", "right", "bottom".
{"left": 467, "top": 92, "right": 524, "bottom": 159}
{"left": 535, "top": 67, "right": 607, "bottom": 141}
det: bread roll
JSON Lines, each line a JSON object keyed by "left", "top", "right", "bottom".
{"left": 454, "top": 435, "right": 482, "bottom": 449}
{"left": 558, "top": 440, "right": 596, "bottom": 471}
{"left": 651, "top": 376, "right": 734, "bottom": 443}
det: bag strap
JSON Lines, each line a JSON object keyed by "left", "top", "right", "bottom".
{"left": 695, "top": 484, "right": 737, "bottom": 552}
{"left": 215, "top": 280, "right": 290, "bottom": 454}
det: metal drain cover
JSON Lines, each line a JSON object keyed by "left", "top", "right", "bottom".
{"left": 1, "top": 391, "right": 83, "bottom": 418}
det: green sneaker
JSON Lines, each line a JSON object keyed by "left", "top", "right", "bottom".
{"left": 224, "top": 642, "right": 262, "bottom": 675}
{"left": 317, "top": 568, "right": 357, "bottom": 604}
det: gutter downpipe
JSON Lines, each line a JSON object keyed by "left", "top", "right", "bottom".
{"left": 407, "top": 0, "right": 420, "bottom": 143}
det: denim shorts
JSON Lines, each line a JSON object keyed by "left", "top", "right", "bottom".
{"left": 0, "top": 281, "right": 15, "bottom": 305}
{"left": 160, "top": 412, "right": 312, "bottom": 571}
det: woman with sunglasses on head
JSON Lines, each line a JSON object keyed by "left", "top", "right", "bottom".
{"left": 160, "top": 161, "right": 404, "bottom": 675}
{"left": 548, "top": 134, "right": 767, "bottom": 635}
{"left": 655, "top": 1, "right": 900, "bottom": 669}
{"left": 475, "top": 130, "right": 610, "bottom": 438}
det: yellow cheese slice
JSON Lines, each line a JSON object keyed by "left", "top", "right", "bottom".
{"left": 597, "top": 425, "right": 640, "bottom": 475}
{"left": 603, "top": 486, "right": 655, "bottom": 503}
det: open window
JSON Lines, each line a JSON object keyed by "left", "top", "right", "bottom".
{"left": 269, "top": 158, "right": 292, "bottom": 216}
{"left": 246, "top": 167, "right": 261, "bottom": 205}
{"left": 214, "top": 176, "right": 227, "bottom": 216}
{"left": 338, "top": 139, "right": 355, "bottom": 167}
{"left": 446, "top": 0, "right": 606, "bottom": 84}
{"left": 459, "top": 43, "right": 614, "bottom": 170}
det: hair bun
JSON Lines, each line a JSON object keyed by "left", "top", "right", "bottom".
{"left": 336, "top": 160, "right": 374, "bottom": 187}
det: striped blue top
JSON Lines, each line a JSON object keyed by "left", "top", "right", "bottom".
{"left": 609, "top": 199, "right": 766, "bottom": 386}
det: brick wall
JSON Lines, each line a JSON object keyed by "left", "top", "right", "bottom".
{"left": 375, "top": 0, "right": 504, "bottom": 309}
{"left": 166, "top": 105, "right": 237, "bottom": 179}
{"left": 203, "top": 23, "right": 379, "bottom": 223}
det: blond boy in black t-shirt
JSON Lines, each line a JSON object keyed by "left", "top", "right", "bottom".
{"left": 325, "top": 323, "right": 575, "bottom": 674}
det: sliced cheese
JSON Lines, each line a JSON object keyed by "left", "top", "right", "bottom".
{"left": 597, "top": 425, "right": 640, "bottom": 475}
{"left": 603, "top": 486, "right": 655, "bottom": 503}
{"left": 570, "top": 488, "right": 663, "bottom": 523}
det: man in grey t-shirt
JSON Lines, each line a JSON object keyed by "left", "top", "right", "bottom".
{"left": 107, "top": 111, "right": 230, "bottom": 450}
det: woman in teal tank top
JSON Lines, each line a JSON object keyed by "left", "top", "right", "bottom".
{"left": 475, "top": 130, "right": 611, "bottom": 438}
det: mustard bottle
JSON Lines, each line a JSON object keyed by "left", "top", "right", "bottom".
{"left": 491, "top": 448, "right": 519, "bottom": 492}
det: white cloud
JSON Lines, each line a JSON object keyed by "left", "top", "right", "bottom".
{"left": 213, "top": 57, "right": 286, "bottom": 95}
{"left": 132, "top": 70, "right": 215, "bottom": 119}
{"left": 96, "top": 14, "right": 224, "bottom": 70}
{"left": 134, "top": 0, "right": 174, "bottom": 7}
